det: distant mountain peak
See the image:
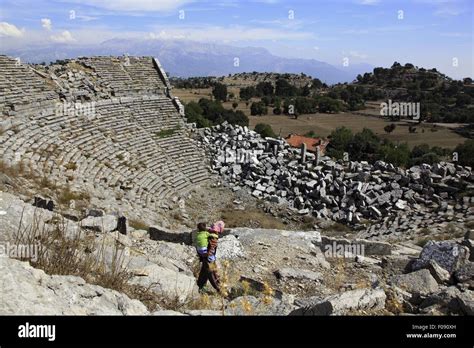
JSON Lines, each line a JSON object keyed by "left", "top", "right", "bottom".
{"left": 2, "top": 38, "right": 374, "bottom": 84}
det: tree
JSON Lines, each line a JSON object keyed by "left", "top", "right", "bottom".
{"left": 250, "top": 101, "right": 268, "bottom": 116}
{"left": 410, "top": 150, "right": 440, "bottom": 165}
{"left": 261, "top": 96, "right": 271, "bottom": 106}
{"left": 378, "top": 143, "right": 410, "bottom": 167}
{"left": 340, "top": 89, "right": 350, "bottom": 102}
{"left": 300, "top": 85, "right": 311, "bottom": 97}
{"left": 411, "top": 144, "right": 430, "bottom": 158}
{"left": 212, "top": 83, "right": 227, "bottom": 102}
{"left": 317, "top": 96, "right": 342, "bottom": 113}
{"left": 272, "top": 107, "right": 282, "bottom": 115}
{"left": 256, "top": 82, "right": 274, "bottom": 96}
{"left": 185, "top": 101, "right": 211, "bottom": 128}
{"left": 272, "top": 96, "right": 282, "bottom": 109}
{"left": 311, "top": 78, "right": 324, "bottom": 89}
{"left": 454, "top": 139, "right": 474, "bottom": 167}
{"left": 193, "top": 98, "right": 249, "bottom": 127}
{"left": 326, "top": 127, "right": 353, "bottom": 159}
{"left": 224, "top": 110, "right": 249, "bottom": 127}
{"left": 349, "top": 128, "right": 380, "bottom": 161}
{"left": 348, "top": 96, "right": 365, "bottom": 111}
{"left": 240, "top": 86, "right": 256, "bottom": 100}
{"left": 455, "top": 94, "right": 472, "bottom": 107}
{"left": 384, "top": 123, "right": 396, "bottom": 134}
{"left": 275, "top": 79, "right": 297, "bottom": 97}
{"left": 254, "top": 123, "right": 276, "bottom": 138}
{"left": 295, "top": 97, "right": 318, "bottom": 114}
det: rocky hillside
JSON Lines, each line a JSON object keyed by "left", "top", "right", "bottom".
{"left": 354, "top": 62, "right": 474, "bottom": 123}
{"left": 1, "top": 188, "right": 473, "bottom": 316}
{"left": 215, "top": 72, "right": 314, "bottom": 89}
{"left": 200, "top": 122, "right": 474, "bottom": 242}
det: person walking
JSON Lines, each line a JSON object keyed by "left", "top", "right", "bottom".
{"left": 194, "top": 221, "right": 225, "bottom": 293}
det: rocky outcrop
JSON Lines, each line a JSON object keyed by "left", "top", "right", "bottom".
{"left": 390, "top": 269, "right": 439, "bottom": 296}
{"left": 454, "top": 262, "right": 474, "bottom": 287}
{"left": 129, "top": 264, "right": 198, "bottom": 303}
{"left": 419, "top": 286, "right": 474, "bottom": 315}
{"left": 80, "top": 215, "right": 118, "bottom": 233}
{"left": 216, "top": 235, "right": 245, "bottom": 259}
{"left": 225, "top": 295, "right": 296, "bottom": 316}
{"left": 289, "top": 288, "right": 386, "bottom": 315}
{"left": 0, "top": 257, "right": 148, "bottom": 315}
{"left": 412, "top": 241, "right": 470, "bottom": 274}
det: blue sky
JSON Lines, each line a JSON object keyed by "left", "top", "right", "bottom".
{"left": 0, "top": 0, "right": 472, "bottom": 78}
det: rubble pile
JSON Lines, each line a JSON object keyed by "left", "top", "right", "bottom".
{"left": 47, "top": 65, "right": 99, "bottom": 99}
{"left": 200, "top": 123, "right": 474, "bottom": 238}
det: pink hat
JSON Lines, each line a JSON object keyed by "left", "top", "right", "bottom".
{"left": 210, "top": 220, "right": 225, "bottom": 234}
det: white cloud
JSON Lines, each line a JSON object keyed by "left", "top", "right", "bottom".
{"left": 67, "top": 0, "right": 195, "bottom": 12}
{"left": 50, "top": 30, "right": 76, "bottom": 43}
{"left": 41, "top": 18, "right": 52, "bottom": 31}
{"left": 0, "top": 22, "right": 24, "bottom": 37}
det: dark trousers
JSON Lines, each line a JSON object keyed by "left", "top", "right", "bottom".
{"left": 197, "top": 256, "right": 220, "bottom": 291}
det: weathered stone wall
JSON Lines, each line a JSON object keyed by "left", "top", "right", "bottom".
{"left": 0, "top": 55, "right": 209, "bottom": 213}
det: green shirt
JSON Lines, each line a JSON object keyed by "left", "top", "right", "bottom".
{"left": 195, "top": 230, "right": 218, "bottom": 248}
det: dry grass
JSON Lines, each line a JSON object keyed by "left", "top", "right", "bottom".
{"left": 321, "top": 222, "right": 352, "bottom": 236}
{"left": 220, "top": 208, "right": 287, "bottom": 230}
{"left": 57, "top": 185, "right": 90, "bottom": 206}
{"left": 0, "top": 160, "right": 27, "bottom": 177}
{"left": 11, "top": 209, "right": 174, "bottom": 312}
{"left": 415, "top": 238, "right": 430, "bottom": 247}
{"left": 128, "top": 219, "right": 149, "bottom": 231}
{"left": 64, "top": 162, "right": 77, "bottom": 171}
{"left": 384, "top": 287, "right": 407, "bottom": 315}
{"left": 330, "top": 257, "right": 348, "bottom": 291}
{"left": 34, "top": 175, "right": 57, "bottom": 190}
{"left": 13, "top": 210, "right": 129, "bottom": 289}
{"left": 187, "top": 259, "right": 276, "bottom": 315}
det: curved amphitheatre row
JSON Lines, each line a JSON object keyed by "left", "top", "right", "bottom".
{"left": 0, "top": 55, "right": 209, "bottom": 213}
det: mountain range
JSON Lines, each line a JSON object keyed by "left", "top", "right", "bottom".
{"left": 3, "top": 38, "right": 374, "bottom": 84}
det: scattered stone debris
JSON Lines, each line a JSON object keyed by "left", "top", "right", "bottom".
{"left": 199, "top": 122, "right": 473, "bottom": 240}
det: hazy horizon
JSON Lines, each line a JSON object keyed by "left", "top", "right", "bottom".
{"left": 0, "top": 0, "right": 472, "bottom": 79}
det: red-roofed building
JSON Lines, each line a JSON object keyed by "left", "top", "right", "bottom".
{"left": 285, "top": 134, "right": 329, "bottom": 155}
